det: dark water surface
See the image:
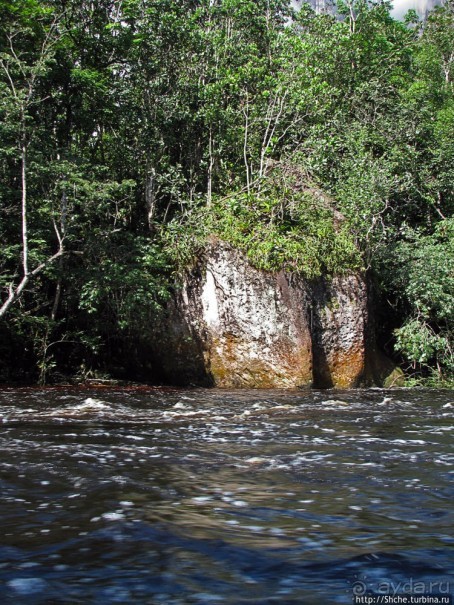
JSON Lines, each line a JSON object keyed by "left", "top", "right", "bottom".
{"left": 0, "top": 387, "right": 452, "bottom": 604}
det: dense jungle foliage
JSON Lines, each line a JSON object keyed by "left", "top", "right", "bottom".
{"left": 0, "top": 0, "right": 453, "bottom": 384}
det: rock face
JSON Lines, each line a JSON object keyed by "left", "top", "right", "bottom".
{"left": 198, "top": 244, "right": 313, "bottom": 388}
{"left": 310, "top": 275, "right": 368, "bottom": 388}
{"left": 290, "top": 0, "right": 335, "bottom": 14}
{"left": 290, "top": 0, "right": 443, "bottom": 20}
{"left": 153, "top": 240, "right": 390, "bottom": 388}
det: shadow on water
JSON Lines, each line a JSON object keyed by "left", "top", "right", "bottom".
{"left": 0, "top": 534, "right": 451, "bottom": 604}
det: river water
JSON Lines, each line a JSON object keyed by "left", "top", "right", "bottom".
{"left": 0, "top": 387, "right": 452, "bottom": 604}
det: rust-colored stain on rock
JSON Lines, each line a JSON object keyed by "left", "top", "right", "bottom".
{"left": 209, "top": 334, "right": 312, "bottom": 388}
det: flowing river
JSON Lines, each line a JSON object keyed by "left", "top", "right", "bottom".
{"left": 0, "top": 387, "right": 452, "bottom": 604}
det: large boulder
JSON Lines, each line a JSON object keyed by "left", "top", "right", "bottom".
{"left": 197, "top": 243, "right": 313, "bottom": 388}
{"left": 310, "top": 275, "right": 368, "bottom": 388}
{"left": 152, "top": 240, "right": 394, "bottom": 388}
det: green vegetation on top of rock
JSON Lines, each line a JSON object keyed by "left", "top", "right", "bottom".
{"left": 162, "top": 164, "right": 362, "bottom": 278}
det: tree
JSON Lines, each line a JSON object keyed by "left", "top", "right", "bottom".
{"left": 0, "top": 2, "right": 66, "bottom": 318}
{"left": 0, "top": 0, "right": 452, "bottom": 383}
{"left": 390, "top": 219, "right": 454, "bottom": 381}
